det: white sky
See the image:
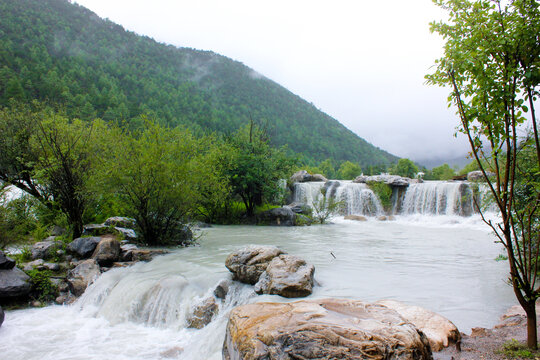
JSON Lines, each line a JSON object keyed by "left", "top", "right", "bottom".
{"left": 74, "top": 0, "right": 471, "bottom": 163}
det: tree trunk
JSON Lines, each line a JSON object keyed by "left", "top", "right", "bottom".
{"left": 524, "top": 301, "right": 538, "bottom": 350}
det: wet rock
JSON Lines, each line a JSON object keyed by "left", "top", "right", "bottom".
{"left": 223, "top": 299, "right": 433, "bottom": 360}
{"left": 470, "top": 327, "right": 491, "bottom": 337}
{"left": 67, "top": 259, "right": 101, "bottom": 296}
{"left": 31, "top": 239, "right": 63, "bottom": 260}
{"left": 354, "top": 174, "right": 411, "bottom": 187}
{"left": 225, "top": 245, "right": 284, "bottom": 285}
{"left": 376, "top": 299, "right": 460, "bottom": 351}
{"left": 288, "top": 202, "right": 312, "bottom": 215}
{"left": 0, "top": 305, "right": 4, "bottom": 327}
{"left": 68, "top": 236, "right": 102, "bottom": 258}
{"left": 214, "top": 279, "right": 231, "bottom": 300}
{"left": 187, "top": 297, "right": 219, "bottom": 329}
{"left": 344, "top": 215, "right": 368, "bottom": 221}
{"left": 290, "top": 170, "right": 328, "bottom": 183}
{"left": 388, "top": 215, "right": 396, "bottom": 220}
{"left": 310, "top": 173, "right": 328, "bottom": 182}
{"left": 0, "top": 251, "right": 15, "bottom": 270}
{"left": 103, "top": 216, "right": 136, "bottom": 228}
{"left": 160, "top": 347, "right": 184, "bottom": 358}
{"left": 0, "top": 267, "right": 31, "bottom": 298}
{"left": 254, "top": 254, "right": 315, "bottom": 298}
{"left": 130, "top": 249, "right": 168, "bottom": 262}
{"left": 378, "top": 215, "right": 388, "bottom": 221}
{"left": 92, "top": 237, "right": 120, "bottom": 267}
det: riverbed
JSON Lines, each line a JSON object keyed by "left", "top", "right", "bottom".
{"left": 0, "top": 215, "right": 516, "bottom": 360}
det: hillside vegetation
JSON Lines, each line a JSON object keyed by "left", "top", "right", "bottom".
{"left": 0, "top": 0, "right": 397, "bottom": 166}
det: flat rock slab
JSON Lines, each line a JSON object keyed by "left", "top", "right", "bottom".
{"left": 223, "top": 299, "right": 433, "bottom": 360}
{"left": 376, "top": 299, "right": 460, "bottom": 351}
{"left": 225, "top": 245, "right": 284, "bottom": 285}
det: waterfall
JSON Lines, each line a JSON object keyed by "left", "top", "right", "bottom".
{"left": 398, "top": 181, "right": 474, "bottom": 216}
{"left": 293, "top": 181, "right": 384, "bottom": 216}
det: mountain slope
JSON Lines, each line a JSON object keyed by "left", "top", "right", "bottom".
{"left": 0, "top": 0, "right": 398, "bottom": 166}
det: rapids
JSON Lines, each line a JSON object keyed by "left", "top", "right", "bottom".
{"left": 0, "top": 216, "right": 515, "bottom": 360}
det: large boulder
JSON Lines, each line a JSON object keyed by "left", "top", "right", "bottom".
{"left": 31, "top": 239, "right": 63, "bottom": 260}
{"left": 254, "top": 254, "right": 315, "bottom": 298}
{"left": 186, "top": 296, "right": 219, "bottom": 329}
{"left": 82, "top": 223, "right": 110, "bottom": 236}
{"left": 68, "top": 236, "right": 102, "bottom": 258}
{"left": 67, "top": 259, "right": 101, "bottom": 296}
{"left": 92, "top": 237, "right": 120, "bottom": 267}
{"left": 0, "top": 251, "right": 15, "bottom": 270}
{"left": 376, "top": 300, "right": 460, "bottom": 351}
{"left": 354, "top": 174, "right": 411, "bottom": 187}
{"left": 0, "top": 267, "right": 31, "bottom": 298}
{"left": 223, "top": 299, "right": 433, "bottom": 360}
{"left": 258, "top": 206, "right": 312, "bottom": 226}
{"left": 225, "top": 245, "right": 284, "bottom": 285}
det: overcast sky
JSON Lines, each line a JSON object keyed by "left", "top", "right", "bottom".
{"left": 74, "top": 0, "right": 470, "bottom": 164}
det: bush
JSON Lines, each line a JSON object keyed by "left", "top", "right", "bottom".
{"left": 26, "top": 269, "right": 58, "bottom": 303}
{"left": 367, "top": 181, "right": 393, "bottom": 213}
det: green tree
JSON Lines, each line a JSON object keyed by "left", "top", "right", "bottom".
{"left": 392, "top": 158, "right": 419, "bottom": 178}
{"left": 427, "top": 0, "right": 540, "bottom": 349}
{"left": 431, "top": 164, "right": 455, "bottom": 180}
{"left": 227, "top": 123, "right": 294, "bottom": 217}
{"left": 337, "top": 161, "right": 362, "bottom": 180}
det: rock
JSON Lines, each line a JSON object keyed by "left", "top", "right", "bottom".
{"left": 344, "top": 215, "right": 368, "bottom": 221}
{"left": 378, "top": 215, "right": 388, "bottom": 221}
{"left": 103, "top": 216, "right": 136, "bottom": 228}
{"left": 130, "top": 249, "right": 168, "bottom": 262}
{"left": 187, "top": 297, "right": 219, "bottom": 329}
{"left": 467, "top": 170, "right": 495, "bottom": 182}
{"left": 92, "top": 237, "right": 120, "bottom": 267}
{"left": 388, "top": 215, "right": 396, "bottom": 221}
{"left": 0, "top": 305, "right": 4, "bottom": 327}
{"left": 225, "top": 245, "right": 284, "bottom": 285}
{"left": 0, "top": 251, "right": 16, "bottom": 270}
{"left": 49, "top": 225, "right": 66, "bottom": 236}
{"left": 67, "top": 259, "right": 101, "bottom": 296}
{"left": 82, "top": 223, "right": 110, "bottom": 236}
{"left": 31, "top": 300, "right": 42, "bottom": 307}
{"left": 290, "top": 170, "right": 312, "bottom": 183}
{"left": 294, "top": 213, "right": 313, "bottom": 226}
{"left": 376, "top": 299, "right": 460, "bottom": 352}
{"left": 214, "top": 279, "right": 231, "bottom": 300}
{"left": 310, "top": 173, "right": 328, "bottom": 182}
{"left": 0, "top": 267, "right": 31, "bottom": 298}
{"left": 354, "top": 174, "right": 411, "bottom": 187}
{"left": 114, "top": 227, "right": 137, "bottom": 240}
{"left": 31, "top": 240, "right": 63, "bottom": 260}
{"left": 68, "top": 236, "right": 102, "bottom": 258}
{"left": 288, "top": 202, "right": 312, "bottom": 215}
{"left": 254, "top": 254, "right": 315, "bottom": 298}
{"left": 258, "top": 207, "right": 296, "bottom": 226}
{"left": 223, "top": 299, "right": 433, "bottom": 360}
{"left": 470, "top": 327, "right": 491, "bottom": 337}
{"left": 43, "top": 262, "right": 61, "bottom": 271}
{"left": 23, "top": 259, "right": 45, "bottom": 271}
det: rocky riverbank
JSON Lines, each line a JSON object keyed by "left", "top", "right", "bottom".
{"left": 435, "top": 304, "right": 540, "bottom": 360}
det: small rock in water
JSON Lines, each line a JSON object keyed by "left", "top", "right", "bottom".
{"left": 187, "top": 297, "right": 219, "bottom": 329}
{"left": 378, "top": 215, "right": 388, "bottom": 221}
{"left": 344, "top": 215, "right": 368, "bottom": 221}
{"left": 214, "top": 279, "right": 231, "bottom": 300}
{"left": 0, "top": 305, "right": 4, "bottom": 327}
{"left": 31, "top": 300, "right": 42, "bottom": 307}
{"left": 225, "top": 245, "right": 284, "bottom": 285}
{"left": 159, "top": 346, "right": 184, "bottom": 358}
{"left": 254, "top": 254, "right": 315, "bottom": 298}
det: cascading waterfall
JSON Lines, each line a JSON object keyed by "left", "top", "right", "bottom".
{"left": 293, "top": 181, "right": 384, "bottom": 216}
{"left": 398, "top": 181, "right": 474, "bottom": 216}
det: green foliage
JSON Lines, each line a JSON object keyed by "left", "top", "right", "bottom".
{"left": 367, "top": 181, "right": 393, "bottom": 212}
{"left": 391, "top": 158, "right": 419, "bottom": 178}
{"left": 0, "top": 0, "right": 398, "bottom": 167}
{"left": 427, "top": 0, "right": 540, "bottom": 349}
{"left": 26, "top": 269, "right": 58, "bottom": 303}
{"left": 337, "top": 161, "right": 362, "bottom": 180}
{"left": 430, "top": 164, "right": 456, "bottom": 180}
{"left": 0, "top": 188, "right": 41, "bottom": 249}
{"left": 311, "top": 188, "right": 344, "bottom": 224}
{"left": 498, "top": 339, "right": 539, "bottom": 359}
{"left": 227, "top": 123, "right": 295, "bottom": 217}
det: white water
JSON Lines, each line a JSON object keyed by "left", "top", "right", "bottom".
{"left": 293, "top": 181, "right": 384, "bottom": 216}
{"left": 399, "top": 181, "right": 474, "bottom": 216}
{"left": 0, "top": 218, "right": 516, "bottom": 360}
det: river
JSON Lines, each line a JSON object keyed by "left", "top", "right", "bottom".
{"left": 0, "top": 214, "right": 515, "bottom": 360}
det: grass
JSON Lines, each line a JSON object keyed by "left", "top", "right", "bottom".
{"left": 497, "top": 339, "right": 540, "bottom": 359}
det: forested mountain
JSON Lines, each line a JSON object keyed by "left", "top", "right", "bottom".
{"left": 0, "top": 0, "right": 397, "bottom": 166}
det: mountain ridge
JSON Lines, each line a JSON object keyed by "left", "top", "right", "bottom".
{"left": 0, "top": 0, "right": 398, "bottom": 166}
